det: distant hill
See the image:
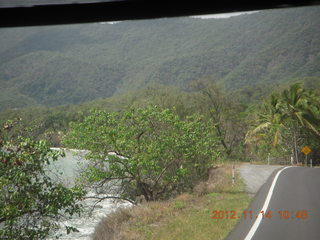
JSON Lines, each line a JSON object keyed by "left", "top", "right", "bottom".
{"left": 0, "top": 6, "right": 319, "bottom": 111}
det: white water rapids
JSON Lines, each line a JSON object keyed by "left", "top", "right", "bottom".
{"left": 47, "top": 149, "right": 132, "bottom": 240}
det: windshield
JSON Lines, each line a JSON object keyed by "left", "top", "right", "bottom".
{"left": 1, "top": 4, "right": 319, "bottom": 240}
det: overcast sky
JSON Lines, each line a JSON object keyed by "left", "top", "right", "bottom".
{"left": 100, "top": 11, "right": 260, "bottom": 24}
{"left": 191, "top": 11, "right": 259, "bottom": 19}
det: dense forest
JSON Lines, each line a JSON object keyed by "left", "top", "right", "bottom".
{"left": 0, "top": 6, "right": 319, "bottom": 111}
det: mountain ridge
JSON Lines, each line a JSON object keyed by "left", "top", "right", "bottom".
{"left": 0, "top": 6, "right": 319, "bottom": 111}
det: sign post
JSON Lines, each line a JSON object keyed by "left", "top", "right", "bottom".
{"left": 301, "top": 146, "right": 312, "bottom": 166}
{"left": 232, "top": 164, "right": 235, "bottom": 185}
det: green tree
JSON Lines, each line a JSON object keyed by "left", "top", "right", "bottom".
{"left": 281, "top": 83, "right": 320, "bottom": 136}
{"left": 245, "top": 92, "right": 291, "bottom": 163}
{"left": 191, "top": 79, "right": 247, "bottom": 157}
{"left": 246, "top": 93, "right": 286, "bottom": 147}
{"left": 0, "top": 137, "right": 85, "bottom": 239}
{"left": 246, "top": 83, "right": 320, "bottom": 164}
{"left": 63, "top": 106, "right": 219, "bottom": 201}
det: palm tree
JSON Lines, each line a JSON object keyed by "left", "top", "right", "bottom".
{"left": 245, "top": 93, "right": 286, "bottom": 147}
{"left": 281, "top": 83, "right": 320, "bottom": 164}
{"left": 247, "top": 83, "right": 320, "bottom": 164}
{"left": 281, "top": 83, "right": 320, "bottom": 137}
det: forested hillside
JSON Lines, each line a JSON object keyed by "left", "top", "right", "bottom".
{"left": 0, "top": 6, "right": 319, "bottom": 111}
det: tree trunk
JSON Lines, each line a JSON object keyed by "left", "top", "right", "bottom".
{"left": 136, "top": 181, "right": 153, "bottom": 201}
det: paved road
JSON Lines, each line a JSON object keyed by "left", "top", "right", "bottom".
{"left": 238, "top": 164, "right": 282, "bottom": 195}
{"left": 227, "top": 167, "right": 320, "bottom": 240}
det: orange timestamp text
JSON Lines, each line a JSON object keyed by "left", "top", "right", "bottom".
{"left": 211, "top": 210, "right": 309, "bottom": 220}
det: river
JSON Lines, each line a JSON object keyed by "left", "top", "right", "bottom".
{"left": 47, "top": 149, "right": 132, "bottom": 240}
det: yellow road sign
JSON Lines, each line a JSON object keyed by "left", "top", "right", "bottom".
{"left": 301, "top": 146, "right": 311, "bottom": 155}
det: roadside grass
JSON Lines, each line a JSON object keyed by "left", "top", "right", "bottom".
{"left": 92, "top": 164, "right": 252, "bottom": 240}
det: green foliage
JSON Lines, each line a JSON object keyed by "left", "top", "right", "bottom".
{"left": 191, "top": 79, "right": 247, "bottom": 158}
{"left": 246, "top": 83, "right": 320, "bottom": 164}
{"left": 63, "top": 106, "right": 219, "bottom": 201}
{"left": 0, "top": 104, "right": 87, "bottom": 147}
{"left": 0, "top": 137, "right": 85, "bottom": 239}
{"left": 0, "top": 6, "right": 319, "bottom": 111}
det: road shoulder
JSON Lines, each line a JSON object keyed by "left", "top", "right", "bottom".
{"left": 225, "top": 165, "right": 284, "bottom": 240}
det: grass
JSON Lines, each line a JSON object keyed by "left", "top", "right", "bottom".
{"left": 92, "top": 164, "right": 252, "bottom": 240}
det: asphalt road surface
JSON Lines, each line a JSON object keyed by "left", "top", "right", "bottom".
{"left": 226, "top": 167, "right": 320, "bottom": 240}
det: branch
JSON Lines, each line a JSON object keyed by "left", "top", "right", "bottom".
{"left": 154, "top": 162, "right": 171, "bottom": 185}
{"left": 155, "top": 181, "right": 174, "bottom": 198}
{"left": 108, "top": 151, "right": 131, "bottom": 160}
{"left": 92, "top": 176, "right": 133, "bottom": 190}
{"left": 108, "top": 157, "right": 135, "bottom": 177}
{"left": 137, "top": 131, "right": 145, "bottom": 142}
{"left": 84, "top": 195, "right": 135, "bottom": 205}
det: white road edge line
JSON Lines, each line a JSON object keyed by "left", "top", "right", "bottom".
{"left": 244, "top": 166, "right": 294, "bottom": 240}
